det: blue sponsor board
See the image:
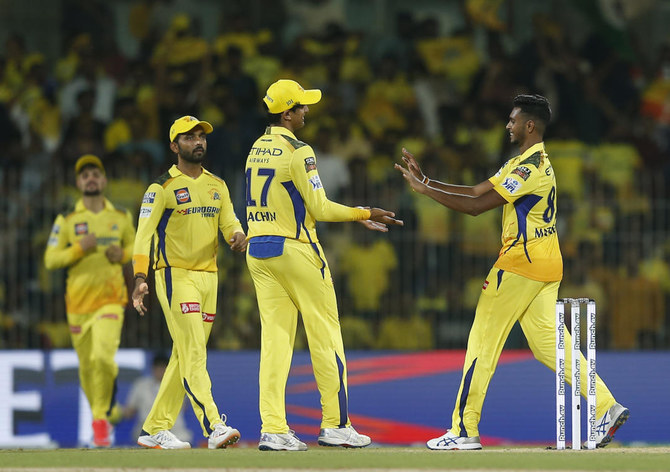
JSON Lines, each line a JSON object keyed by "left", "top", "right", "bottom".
{"left": 0, "top": 350, "right": 667, "bottom": 447}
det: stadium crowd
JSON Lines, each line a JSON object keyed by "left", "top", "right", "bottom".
{"left": 1, "top": 0, "right": 669, "bottom": 351}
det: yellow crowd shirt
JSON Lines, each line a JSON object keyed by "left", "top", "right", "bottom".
{"left": 245, "top": 126, "right": 370, "bottom": 242}
{"left": 132, "top": 165, "right": 243, "bottom": 276}
{"left": 44, "top": 199, "right": 135, "bottom": 314}
{"left": 489, "top": 142, "right": 563, "bottom": 282}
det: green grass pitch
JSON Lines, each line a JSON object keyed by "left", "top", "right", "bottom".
{"left": 1, "top": 445, "right": 669, "bottom": 471}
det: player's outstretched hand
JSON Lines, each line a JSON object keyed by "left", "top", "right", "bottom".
{"left": 401, "top": 148, "right": 426, "bottom": 182}
{"left": 229, "top": 231, "right": 248, "bottom": 252}
{"left": 395, "top": 161, "right": 426, "bottom": 194}
{"left": 357, "top": 219, "right": 390, "bottom": 232}
{"left": 368, "top": 208, "right": 403, "bottom": 228}
{"left": 132, "top": 279, "right": 149, "bottom": 316}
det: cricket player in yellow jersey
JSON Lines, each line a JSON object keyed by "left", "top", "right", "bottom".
{"left": 246, "top": 79, "right": 403, "bottom": 451}
{"left": 44, "top": 154, "right": 135, "bottom": 447}
{"left": 131, "top": 116, "right": 247, "bottom": 450}
{"left": 396, "top": 94, "right": 629, "bottom": 450}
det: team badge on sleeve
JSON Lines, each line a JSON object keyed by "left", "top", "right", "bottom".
{"left": 501, "top": 177, "right": 521, "bottom": 194}
{"left": 304, "top": 157, "right": 317, "bottom": 173}
{"left": 308, "top": 175, "right": 323, "bottom": 190}
{"left": 142, "top": 192, "right": 156, "bottom": 204}
{"left": 511, "top": 166, "right": 531, "bottom": 181}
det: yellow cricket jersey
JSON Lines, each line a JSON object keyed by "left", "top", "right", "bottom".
{"left": 132, "top": 165, "right": 243, "bottom": 275}
{"left": 489, "top": 142, "right": 563, "bottom": 282}
{"left": 44, "top": 199, "right": 135, "bottom": 314}
{"left": 245, "top": 126, "right": 370, "bottom": 242}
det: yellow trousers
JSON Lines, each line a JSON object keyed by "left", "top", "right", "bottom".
{"left": 247, "top": 238, "right": 350, "bottom": 433}
{"left": 142, "top": 267, "right": 221, "bottom": 438}
{"left": 68, "top": 303, "right": 124, "bottom": 420}
{"left": 450, "top": 267, "right": 616, "bottom": 437}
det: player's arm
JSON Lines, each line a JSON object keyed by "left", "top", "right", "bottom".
{"left": 400, "top": 148, "right": 493, "bottom": 196}
{"left": 291, "top": 148, "right": 372, "bottom": 222}
{"left": 119, "top": 210, "right": 136, "bottom": 264}
{"left": 217, "top": 182, "right": 247, "bottom": 252}
{"left": 44, "top": 214, "right": 86, "bottom": 269}
{"left": 131, "top": 185, "right": 165, "bottom": 315}
{"left": 395, "top": 162, "right": 507, "bottom": 216}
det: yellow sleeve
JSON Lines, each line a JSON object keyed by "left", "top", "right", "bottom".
{"left": 44, "top": 214, "right": 85, "bottom": 270}
{"left": 492, "top": 163, "right": 540, "bottom": 203}
{"left": 290, "top": 146, "right": 371, "bottom": 222}
{"left": 488, "top": 159, "right": 513, "bottom": 187}
{"left": 120, "top": 209, "right": 136, "bottom": 264}
{"left": 132, "top": 184, "right": 165, "bottom": 276}
{"left": 217, "top": 182, "right": 245, "bottom": 242}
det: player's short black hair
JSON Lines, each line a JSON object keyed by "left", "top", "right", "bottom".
{"left": 512, "top": 94, "right": 552, "bottom": 126}
{"left": 264, "top": 102, "right": 305, "bottom": 125}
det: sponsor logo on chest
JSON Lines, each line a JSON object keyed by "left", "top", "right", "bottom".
{"left": 74, "top": 222, "right": 89, "bottom": 235}
{"left": 174, "top": 188, "right": 192, "bottom": 204}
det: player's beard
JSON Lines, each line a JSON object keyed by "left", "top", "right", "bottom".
{"left": 179, "top": 144, "right": 206, "bottom": 163}
{"left": 83, "top": 188, "right": 102, "bottom": 196}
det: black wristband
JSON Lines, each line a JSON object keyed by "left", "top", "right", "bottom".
{"left": 134, "top": 274, "right": 146, "bottom": 281}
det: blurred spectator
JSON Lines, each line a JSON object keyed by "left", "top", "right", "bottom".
{"left": 339, "top": 225, "right": 398, "bottom": 320}
{"left": 59, "top": 42, "right": 117, "bottom": 124}
{"left": 607, "top": 245, "right": 665, "bottom": 349}
{"left": 415, "top": 19, "right": 480, "bottom": 96}
{"left": 124, "top": 352, "right": 193, "bottom": 443}
{"left": 57, "top": 88, "right": 107, "bottom": 172}
{"left": 0, "top": 0, "right": 669, "bottom": 351}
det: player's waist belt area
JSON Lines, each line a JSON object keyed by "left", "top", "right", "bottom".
{"left": 248, "top": 236, "right": 327, "bottom": 277}
{"left": 248, "top": 235, "right": 286, "bottom": 259}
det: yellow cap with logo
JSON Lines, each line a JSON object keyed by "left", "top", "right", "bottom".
{"left": 75, "top": 154, "right": 105, "bottom": 174}
{"left": 169, "top": 115, "right": 214, "bottom": 142}
{"left": 263, "top": 79, "right": 321, "bottom": 114}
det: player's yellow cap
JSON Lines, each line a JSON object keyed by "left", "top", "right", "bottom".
{"left": 263, "top": 79, "right": 321, "bottom": 114}
{"left": 75, "top": 154, "right": 105, "bottom": 174}
{"left": 169, "top": 115, "right": 214, "bottom": 142}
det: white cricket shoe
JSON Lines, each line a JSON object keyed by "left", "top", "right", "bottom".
{"left": 258, "top": 430, "right": 308, "bottom": 451}
{"left": 208, "top": 416, "right": 240, "bottom": 449}
{"left": 317, "top": 426, "right": 371, "bottom": 448}
{"left": 427, "top": 430, "right": 482, "bottom": 450}
{"left": 137, "top": 430, "right": 191, "bottom": 449}
{"left": 594, "top": 402, "right": 629, "bottom": 448}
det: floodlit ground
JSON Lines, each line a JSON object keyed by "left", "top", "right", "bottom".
{"left": 1, "top": 444, "right": 669, "bottom": 471}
